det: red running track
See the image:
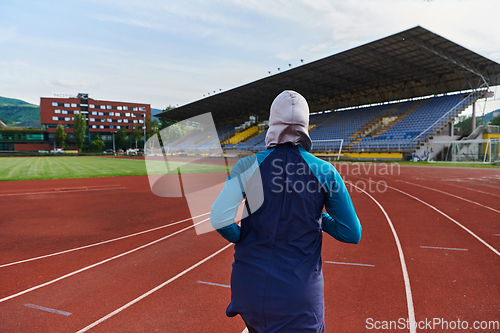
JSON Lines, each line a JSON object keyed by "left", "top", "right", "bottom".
{"left": 0, "top": 164, "right": 499, "bottom": 332}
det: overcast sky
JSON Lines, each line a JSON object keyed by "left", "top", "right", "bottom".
{"left": 1, "top": 0, "right": 500, "bottom": 115}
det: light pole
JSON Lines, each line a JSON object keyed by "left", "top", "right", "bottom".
{"left": 143, "top": 114, "right": 146, "bottom": 149}
{"left": 112, "top": 131, "right": 116, "bottom": 154}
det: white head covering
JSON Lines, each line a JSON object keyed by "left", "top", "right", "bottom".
{"left": 265, "top": 90, "right": 312, "bottom": 151}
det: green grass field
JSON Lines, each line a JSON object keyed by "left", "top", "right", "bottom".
{"left": 0, "top": 157, "right": 229, "bottom": 181}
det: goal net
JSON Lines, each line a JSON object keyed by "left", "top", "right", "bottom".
{"left": 422, "top": 139, "right": 499, "bottom": 163}
{"left": 311, "top": 139, "right": 344, "bottom": 160}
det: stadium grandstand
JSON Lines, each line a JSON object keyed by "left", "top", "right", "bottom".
{"left": 158, "top": 26, "right": 500, "bottom": 161}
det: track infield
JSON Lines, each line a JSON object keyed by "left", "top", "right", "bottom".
{"left": 0, "top": 156, "right": 228, "bottom": 181}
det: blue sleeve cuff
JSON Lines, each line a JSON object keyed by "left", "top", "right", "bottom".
{"left": 216, "top": 223, "right": 241, "bottom": 244}
{"left": 322, "top": 207, "right": 361, "bottom": 244}
{"left": 321, "top": 212, "right": 335, "bottom": 236}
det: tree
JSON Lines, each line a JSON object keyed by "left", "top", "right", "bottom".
{"left": 145, "top": 116, "right": 159, "bottom": 140}
{"left": 90, "top": 135, "right": 105, "bottom": 152}
{"left": 115, "top": 127, "right": 127, "bottom": 149}
{"left": 73, "top": 113, "right": 87, "bottom": 153}
{"left": 163, "top": 104, "right": 176, "bottom": 112}
{"left": 145, "top": 116, "right": 160, "bottom": 149}
{"left": 131, "top": 126, "right": 143, "bottom": 148}
{"left": 158, "top": 105, "right": 177, "bottom": 131}
{"left": 160, "top": 122, "right": 188, "bottom": 145}
{"left": 454, "top": 116, "right": 481, "bottom": 136}
{"left": 159, "top": 117, "right": 178, "bottom": 131}
{"left": 491, "top": 114, "right": 500, "bottom": 126}
{"left": 55, "top": 124, "right": 67, "bottom": 148}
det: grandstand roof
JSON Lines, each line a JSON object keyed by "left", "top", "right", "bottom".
{"left": 159, "top": 26, "right": 500, "bottom": 126}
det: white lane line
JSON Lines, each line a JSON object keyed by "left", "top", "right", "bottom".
{"left": 480, "top": 183, "right": 500, "bottom": 190}
{"left": 494, "top": 234, "right": 500, "bottom": 237}
{"left": 325, "top": 261, "right": 375, "bottom": 267}
{"left": 445, "top": 183, "right": 500, "bottom": 198}
{"left": 196, "top": 280, "right": 231, "bottom": 288}
{"left": 0, "top": 187, "right": 125, "bottom": 197}
{"left": 350, "top": 184, "right": 416, "bottom": 333}
{"left": 378, "top": 182, "right": 500, "bottom": 258}
{"left": 0, "top": 212, "right": 210, "bottom": 268}
{"left": 450, "top": 177, "right": 499, "bottom": 190}
{"left": 24, "top": 303, "right": 72, "bottom": 316}
{"left": 0, "top": 218, "right": 210, "bottom": 304}
{"left": 420, "top": 246, "right": 468, "bottom": 251}
{"left": 399, "top": 180, "right": 500, "bottom": 214}
{"left": 75, "top": 243, "right": 234, "bottom": 333}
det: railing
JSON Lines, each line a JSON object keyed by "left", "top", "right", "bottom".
{"left": 411, "top": 90, "right": 485, "bottom": 150}
{"left": 352, "top": 140, "right": 412, "bottom": 153}
{"left": 465, "top": 125, "right": 483, "bottom": 140}
{"left": 486, "top": 125, "right": 500, "bottom": 134}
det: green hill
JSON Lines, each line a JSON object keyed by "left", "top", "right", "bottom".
{"left": 483, "top": 109, "right": 499, "bottom": 123}
{"left": 0, "top": 96, "right": 40, "bottom": 127}
{"left": 455, "top": 109, "right": 500, "bottom": 136}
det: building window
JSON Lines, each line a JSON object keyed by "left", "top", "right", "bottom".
{"left": 117, "top": 106, "right": 122, "bottom": 110}
{"left": 92, "top": 125, "right": 97, "bottom": 129}
{"left": 52, "top": 102, "right": 58, "bottom": 106}
{"left": 124, "top": 119, "right": 129, "bottom": 123}
{"left": 139, "top": 107, "right": 145, "bottom": 111}
{"left": 131, "top": 113, "right": 136, "bottom": 117}
{"left": 27, "top": 134, "right": 44, "bottom": 140}
{"left": 110, "top": 126, "right": 115, "bottom": 129}
{"left": 139, "top": 119, "right": 144, "bottom": 124}
{"left": 109, "top": 112, "right": 114, "bottom": 116}
{"left": 117, "top": 119, "right": 123, "bottom": 123}
{"left": 133, "top": 107, "right": 138, "bottom": 111}
{"left": 101, "top": 119, "right": 105, "bottom": 122}
{"left": 89, "top": 104, "right": 95, "bottom": 108}
{"left": 62, "top": 110, "right": 68, "bottom": 114}
{"left": 74, "top": 110, "right": 79, "bottom": 114}
{"left": 92, "top": 111, "right": 97, "bottom": 115}
{"left": 117, "top": 126, "right": 121, "bottom": 129}
{"left": 123, "top": 106, "right": 128, "bottom": 110}
{"left": 98, "top": 112, "right": 104, "bottom": 116}
{"left": 133, "top": 120, "right": 138, "bottom": 124}
{"left": 64, "top": 117, "right": 70, "bottom": 121}
{"left": 115, "top": 113, "right": 120, "bottom": 117}
{"left": 107, "top": 119, "right": 112, "bottom": 122}
{"left": 106, "top": 105, "right": 111, "bottom": 109}
{"left": 71, "top": 103, "right": 77, "bottom": 107}
{"left": 100, "top": 105, "right": 105, "bottom": 109}
{"left": 90, "top": 118, "right": 95, "bottom": 122}
{"left": 64, "top": 103, "right": 70, "bottom": 107}
{"left": 125, "top": 113, "right": 130, "bottom": 117}
{"left": 100, "top": 125, "right": 104, "bottom": 129}
{"left": 52, "top": 116, "right": 59, "bottom": 121}
{"left": 55, "top": 109, "right": 61, "bottom": 114}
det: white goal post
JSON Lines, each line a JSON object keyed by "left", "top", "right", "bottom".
{"left": 421, "top": 139, "right": 499, "bottom": 163}
{"left": 311, "top": 139, "right": 344, "bottom": 160}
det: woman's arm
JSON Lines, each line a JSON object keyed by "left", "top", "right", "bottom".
{"left": 321, "top": 170, "right": 362, "bottom": 244}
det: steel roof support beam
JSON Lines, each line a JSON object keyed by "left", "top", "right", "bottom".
{"left": 407, "top": 36, "right": 489, "bottom": 89}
